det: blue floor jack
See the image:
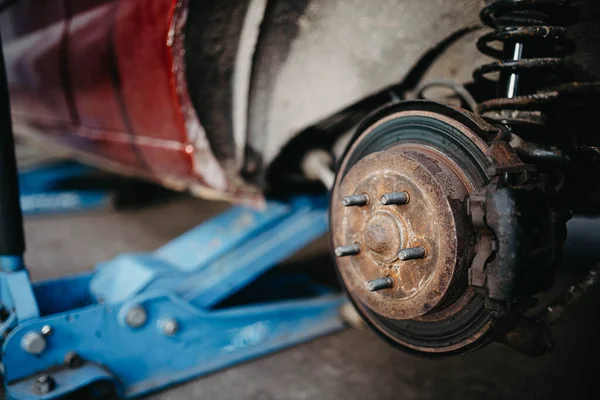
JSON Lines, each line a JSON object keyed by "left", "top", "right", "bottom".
{"left": 18, "top": 161, "right": 114, "bottom": 216}
{"left": 0, "top": 34, "right": 346, "bottom": 399}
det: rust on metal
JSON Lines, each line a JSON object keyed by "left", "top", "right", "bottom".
{"left": 545, "top": 264, "right": 600, "bottom": 325}
{"left": 331, "top": 144, "right": 478, "bottom": 320}
{"left": 362, "top": 211, "right": 403, "bottom": 263}
{"left": 355, "top": 295, "right": 493, "bottom": 354}
{"left": 502, "top": 264, "right": 600, "bottom": 356}
{"left": 501, "top": 317, "right": 552, "bottom": 357}
{"left": 487, "top": 140, "right": 527, "bottom": 169}
{"left": 330, "top": 106, "right": 501, "bottom": 354}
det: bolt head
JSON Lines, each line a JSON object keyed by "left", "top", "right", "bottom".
{"left": 64, "top": 351, "right": 84, "bottom": 369}
{"left": 41, "top": 325, "right": 53, "bottom": 336}
{"left": 33, "top": 374, "right": 56, "bottom": 395}
{"left": 21, "top": 331, "right": 46, "bottom": 355}
{"left": 125, "top": 306, "right": 148, "bottom": 328}
{"left": 159, "top": 318, "right": 179, "bottom": 336}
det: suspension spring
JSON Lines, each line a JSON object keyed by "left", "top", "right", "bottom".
{"left": 473, "top": 0, "right": 577, "bottom": 127}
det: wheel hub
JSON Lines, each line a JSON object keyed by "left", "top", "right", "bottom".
{"left": 334, "top": 146, "right": 476, "bottom": 320}
{"left": 330, "top": 102, "right": 495, "bottom": 355}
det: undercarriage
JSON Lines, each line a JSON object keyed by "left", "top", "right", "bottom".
{"left": 322, "top": 0, "right": 600, "bottom": 356}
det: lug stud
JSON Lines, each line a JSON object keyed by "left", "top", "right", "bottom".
{"left": 398, "top": 246, "right": 427, "bottom": 261}
{"left": 366, "top": 277, "right": 394, "bottom": 292}
{"left": 380, "top": 191, "right": 410, "bottom": 205}
{"left": 343, "top": 194, "right": 369, "bottom": 207}
{"left": 335, "top": 244, "right": 361, "bottom": 257}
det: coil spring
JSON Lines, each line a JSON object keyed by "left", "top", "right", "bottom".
{"left": 473, "top": 0, "right": 575, "bottom": 127}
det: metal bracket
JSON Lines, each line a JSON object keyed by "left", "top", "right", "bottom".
{"left": 468, "top": 141, "right": 530, "bottom": 308}
{"left": 0, "top": 196, "right": 346, "bottom": 399}
{"left": 469, "top": 139, "right": 564, "bottom": 313}
{"left": 469, "top": 186, "right": 519, "bottom": 304}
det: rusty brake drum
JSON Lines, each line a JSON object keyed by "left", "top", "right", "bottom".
{"left": 330, "top": 101, "right": 498, "bottom": 355}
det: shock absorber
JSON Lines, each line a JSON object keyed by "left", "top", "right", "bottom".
{"left": 473, "top": 0, "right": 577, "bottom": 128}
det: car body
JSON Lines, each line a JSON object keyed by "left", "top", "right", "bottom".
{"left": 0, "top": 0, "right": 481, "bottom": 204}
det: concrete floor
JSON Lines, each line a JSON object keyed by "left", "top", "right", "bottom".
{"left": 21, "top": 196, "right": 600, "bottom": 400}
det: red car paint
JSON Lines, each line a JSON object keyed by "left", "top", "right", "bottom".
{"left": 4, "top": 0, "right": 251, "bottom": 202}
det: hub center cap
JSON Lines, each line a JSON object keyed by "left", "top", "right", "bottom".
{"left": 363, "top": 212, "right": 403, "bottom": 262}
